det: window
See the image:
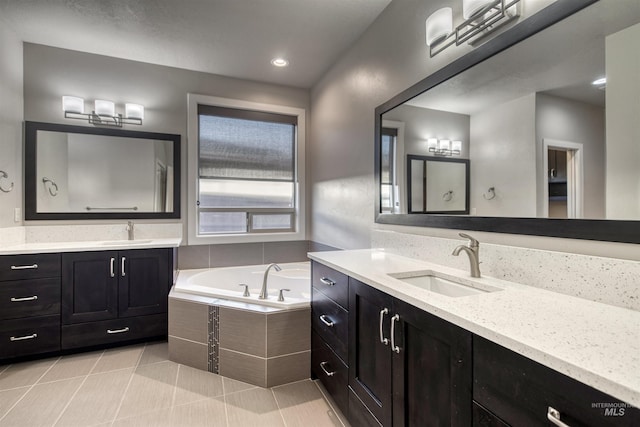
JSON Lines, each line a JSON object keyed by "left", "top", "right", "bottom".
{"left": 381, "top": 127, "right": 398, "bottom": 213}
{"left": 187, "top": 95, "right": 306, "bottom": 244}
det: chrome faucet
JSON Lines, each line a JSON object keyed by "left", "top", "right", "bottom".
{"left": 452, "top": 233, "right": 481, "bottom": 278}
{"left": 126, "top": 221, "right": 134, "bottom": 240}
{"left": 259, "top": 263, "right": 282, "bottom": 299}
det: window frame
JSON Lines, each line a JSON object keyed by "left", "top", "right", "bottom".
{"left": 187, "top": 94, "right": 306, "bottom": 245}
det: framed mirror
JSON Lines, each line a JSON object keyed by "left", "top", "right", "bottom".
{"left": 25, "top": 121, "right": 181, "bottom": 220}
{"left": 374, "top": 0, "right": 640, "bottom": 244}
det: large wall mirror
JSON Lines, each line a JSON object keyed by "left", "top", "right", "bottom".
{"left": 25, "top": 121, "right": 181, "bottom": 220}
{"left": 375, "top": 0, "right": 640, "bottom": 244}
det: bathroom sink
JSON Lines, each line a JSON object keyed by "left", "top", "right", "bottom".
{"left": 100, "top": 239, "right": 153, "bottom": 246}
{"left": 389, "top": 271, "right": 502, "bottom": 297}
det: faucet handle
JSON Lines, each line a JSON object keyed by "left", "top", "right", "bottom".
{"left": 458, "top": 233, "right": 479, "bottom": 247}
{"left": 238, "top": 284, "right": 250, "bottom": 297}
{"left": 277, "top": 288, "right": 290, "bottom": 302}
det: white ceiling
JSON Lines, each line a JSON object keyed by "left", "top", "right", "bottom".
{"left": 0, "top": 0, "right": 392, "bottom": 88}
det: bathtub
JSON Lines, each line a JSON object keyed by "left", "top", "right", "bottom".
{"left": 174, "top": 262, "right": 311, "bottom": 309}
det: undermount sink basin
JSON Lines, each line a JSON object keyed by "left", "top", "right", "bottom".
{"left": 389, "top": 271, "right": 502, "bottom": 297}
{"left": 100, "top": 239, "right": 153, "bottom": 246}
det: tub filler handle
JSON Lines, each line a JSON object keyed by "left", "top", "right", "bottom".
{"left": 277, "top": 288, "right": 290, "bottom": 302}
{"left": 238, "top": 284, "right": 250, "bottom": 297}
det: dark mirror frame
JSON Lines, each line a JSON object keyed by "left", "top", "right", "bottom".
{"left": 374, "top": 0, "right": 640, "bottom": 245}
{"left": 25, "top": 121, "right": 181, "bottom": 220}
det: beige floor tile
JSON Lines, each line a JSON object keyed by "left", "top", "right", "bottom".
{"left": 273, "top": 380, "right": 343, "bottom": 427}
{"left": 222, "top": 376, "right": 258, "bottom": 395}
{"left": 139, "top": 341, "right": 169, "bottom": 366}
{"left": 0, "top": 377, "right": 83, "bottom": 427}
{"left": 91, "top": 345, "right": 144, "bottom": 374}
{"left": 115, "top": 361, "right": 179, "bottom": 420}
{"left": 224, "top": 387, "right": 284, "bottom": 427}
{"left": 174, "top": 365, "right": 224, "bottom": 406}
{"left": 170, "top": 398, "right": 227, "bottom": 426}
{"left": 0, "top": 358, "right": 58, "bottom": 391}
{"left": 112, "top": 407, "right": 174, "bottom": 427}
{"left": 40, "top": 351, "right": 103, "bottom": 383}
{"left": 54, "top": 368, "right": 134, "bottom": 427}
{"left": 0, "top": 387, "right": 29, "bottom": 419}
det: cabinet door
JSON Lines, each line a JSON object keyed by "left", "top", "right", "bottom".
{"left": 349, "top": 277, "right": 393, "bottom": 426}
{"left": 118, "top": 249, "right": 169, "bottom": 318}
{"left": 62, "top": 252, "right": 118, "bottom": 324}
{"left": 391, "top": 298, "right": 472, "bottom": 427}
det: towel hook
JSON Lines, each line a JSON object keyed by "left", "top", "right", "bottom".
{"left": 0, "top": 170, "right": 14, "bottom": 193}
{"left": 42, "top": 177, "right": 59, "bottom": 197}
{"left": 483, "top": 187, "right": 496, "bottom": 200}
{"left": 442, "top": 190, "right": 453, "bottom": 202}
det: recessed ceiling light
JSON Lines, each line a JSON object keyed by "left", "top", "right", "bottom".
{"left": 271, "top": 58, "right": 289, "bottom": 67}
{"left": 592, "top": 77, "right": 607, "bottom": 85}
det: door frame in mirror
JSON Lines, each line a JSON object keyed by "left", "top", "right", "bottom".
{"left": 24, "top": 121, "right": 181, "bottom": 220}
{"left": 374, "top": 0, "right": 640, "bottom": 244}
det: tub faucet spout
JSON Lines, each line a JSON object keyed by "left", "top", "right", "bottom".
{"left": 259, "top": 263, "right": 282, "bottom": 299}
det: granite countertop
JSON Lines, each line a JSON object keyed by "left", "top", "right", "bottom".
{"left": 308, "top": 249, "right": 640, "bottom": 407}
{"left": 0, "top": 238, "right": 182, "bottom": 255}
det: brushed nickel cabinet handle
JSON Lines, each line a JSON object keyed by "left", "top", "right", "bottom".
{"left": 107, "top": 327, "right": 130, "bottom": 334}
{"left": 11, "top": 296, "right": 38, "bottom": 302}
{"left": 319, "top": 314, "right": 334, "bottom": 327}
{"left": 10, "top": 264, "right": 38, "bottom": 270}
{"left": 10, "top": 333, "right": 37, "bottom": 341}
{"left": 319, "top": 361, "right": 335, "bottom": 377}
{"left": 121, "top": 257, "right": 126, "bottom": 277}
{"left": 110, "top": 257, "right": 116, "bottom": 278}
{"left": 319, "top": 277, "right": 335, "bottom": 286}
{"left": 391, "top": 314, "right": 401, "bottom": 353}
{"left": 379, "top": 308, "right": 389, "bottom": 345}
{"left": 547, "top": 407, "right": 571, "bottom": 427}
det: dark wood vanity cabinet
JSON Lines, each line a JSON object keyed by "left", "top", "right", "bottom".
{"left": 348, "top": 277, "right": 472, "bottom": 426}
{"left": 61, "top": 248, "right": 171, "bottom": 349}
{"left": 0, "top": 253, "right": 61, "bottom": 359}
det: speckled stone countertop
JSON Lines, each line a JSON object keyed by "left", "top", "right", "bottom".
{"left": 308, "top": 249, "right": 640, "bottom": 407}
{"left": 0, "top": 238, "right": 182, "bottom": 255}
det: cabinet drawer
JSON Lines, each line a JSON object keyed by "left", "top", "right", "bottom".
{"left": 311, "top": 288, "right": 348, "bottom": 362}
{"left": 0, "top": 315, "right": 60, "bottom": 359}
{"left": 0, "top": 253, "right": 60, "bottom": 282}
{"left": 0, "top": 278, "right": 61, "bottom": 320}
{"left": 473, "top": 401, "right": 509, "bottom": 427}
{"left": 61, "top": 313, "right": 167, "bottom": 350}
{"left": 474, "top": 336, "right": 639, "bottom": 427}
{"left": 312, "top": 261, "right": 348, "bottom": 309}
{"left": 312, "top": 330, "right": 348, "bottom": 417}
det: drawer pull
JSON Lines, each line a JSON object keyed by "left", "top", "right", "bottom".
{"left": 10, "top": 333, "right": 38, "bottom": 341}
{"left": 319, "top": 277, "right": 336, "bottom": 286}
{"left": 319, "top": 314, "right": 335, "bottom": 327}
{"left": 391, "top": 314, "right": 401, "bottom": 353}
{"left": 319, "top": 361, "right": 335, "bottom": 377}
{"left": 11, "top": 295, "right": 38, "bottom": 302}
{"left": 10, "top": 264, "right": 38, "bottom": 270}
{"left": 379, "top": 308, "right": 389, "bottom": 345}
{"left": 107, "top": 327, "right": 130, "bottom": 334}
{"left": 547, "top": 407, "right": 571, "bottom": 427}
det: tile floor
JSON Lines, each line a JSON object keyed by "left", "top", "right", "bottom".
{"left": 0, "top": 342, "right": 349, "bottom": 427}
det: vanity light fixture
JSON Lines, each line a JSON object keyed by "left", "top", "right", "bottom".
{"left": 427, "top": 138, "right": 462, "bottom": 156}
{"left": 426, "top": 0, "right": 522, "bottom": 57}
{"left": 62, "top": 96, "right": 144, "bottom": 128}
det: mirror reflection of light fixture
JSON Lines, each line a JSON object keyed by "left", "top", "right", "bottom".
{"left": 426, "top": 0, "right": 522, "bottom": 57}
{"left": 62, "top": 96, "right": 144, "bottom": 128}
{"left": 427, "top": 138, "right": 462, "bottom": 156}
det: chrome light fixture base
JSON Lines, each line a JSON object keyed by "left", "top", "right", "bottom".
{"left": 64, "top": 111, "right": 143, "bottom": 128}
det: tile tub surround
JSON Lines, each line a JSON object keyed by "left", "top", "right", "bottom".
{"left": 168, "top": 295, "right": 311, "bottom": 388}
{"left": 371, "top": 229, "right": 640, "bottom": 311}
{"left": 308, "top": 249, "right": 640, "bottom": 407}
{"left": 0, "top": 341, "right": 348, "bottom": 427}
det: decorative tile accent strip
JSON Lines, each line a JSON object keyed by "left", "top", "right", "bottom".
{"left": 208, "top": 306, "right": 220, "bottom": 373}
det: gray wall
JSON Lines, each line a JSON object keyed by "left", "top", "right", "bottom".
{"left": 0, "top": 25, "right": 23, "bottom": 228}
{"left": 309, "top": 0, "right": 638, "bottom": 259}
{"left": 21, "top": 43, "right": 310, "bottom": 236}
